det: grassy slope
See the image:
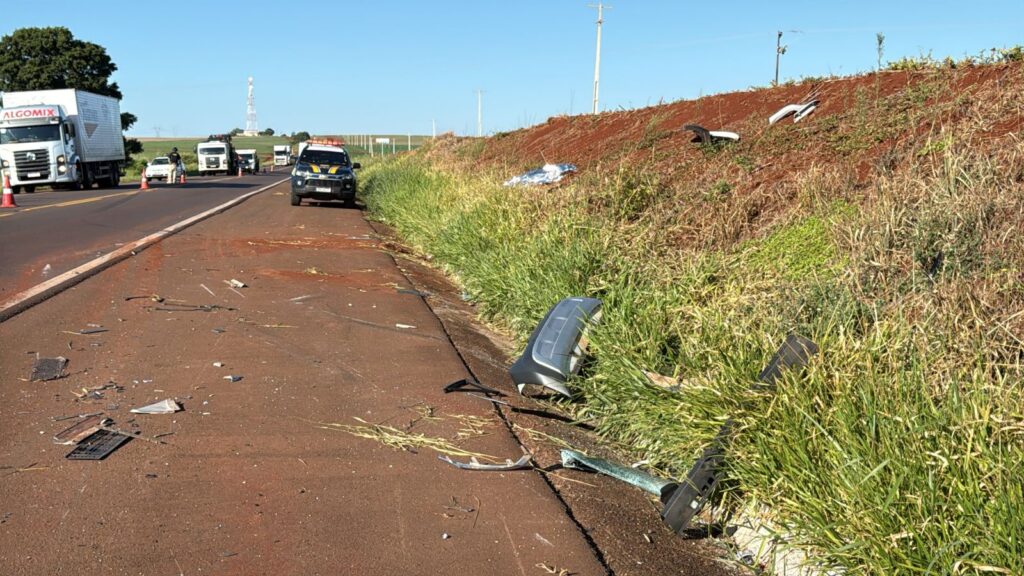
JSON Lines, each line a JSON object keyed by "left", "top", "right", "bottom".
{"left": 360, "top": 61, "right": 1024, "bottom": 575}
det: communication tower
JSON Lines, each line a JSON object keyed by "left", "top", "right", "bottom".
{"left": 244, "top": 76, "right": 258, "bottom": 136}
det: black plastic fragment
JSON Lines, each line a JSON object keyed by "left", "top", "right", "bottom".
{"left": 30, "top": 357, "right": 68, "bottom": 381}
{"left": 397, "top": 288, "right": 431, "bottom": 298}
{"left": 66, "top": 429, "right": 131, "bottom": 460}
{"left": 683, "top": 124, "right": 712, "bottom": 143}
{"left": 443, "top": 378, "right": 505, "bottom": 397}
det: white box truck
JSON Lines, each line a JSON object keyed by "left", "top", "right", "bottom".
{"left": 273, "top": 144, "right": 292, "bottom": 166}
{"left": 0, "top": 89, "right": 124, "bottom": 192}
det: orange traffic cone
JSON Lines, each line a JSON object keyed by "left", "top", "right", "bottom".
{"left": 180, "top": 170, "right": 187, "bottom": 184}
{"left": 237, "top": 166, "right": 243, "bottom": 177}
{"left": 1, "top": 171, "right": 16, "bottom": 208}
{"left": 140, "top": 167, "right": 150, "bottom": 190}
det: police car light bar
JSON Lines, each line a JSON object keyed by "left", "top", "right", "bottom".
{"left": 308, "top": 137, "right": 346, "bottom": 147}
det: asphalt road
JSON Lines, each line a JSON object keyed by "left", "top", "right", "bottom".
{"left": 0, "top": 180, "right": 606, "bottom": 575}
{"left": 0, "top": 172, "right": 289, "bottom": 300}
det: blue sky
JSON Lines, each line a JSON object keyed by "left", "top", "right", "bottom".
{"left": 1, "top": 1, "right": 1020, "bottom": 137}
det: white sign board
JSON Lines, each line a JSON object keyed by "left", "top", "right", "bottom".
{"left": 374, "top": 138, "right": 391, "bottom": 144}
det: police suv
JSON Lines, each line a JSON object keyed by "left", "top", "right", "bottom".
{"left": 290, "top": 138, "right": 360, "bottom": 207}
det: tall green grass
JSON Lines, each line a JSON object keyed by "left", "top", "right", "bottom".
{"left": 360, "top": 136, "right": 1024, "bottom": 574}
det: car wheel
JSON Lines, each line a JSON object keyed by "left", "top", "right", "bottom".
{"left": 290, "top": 193, "right": 301, "bottom": 206}
{"left": 344, "top": 197, "right": 357, "bottom": 208}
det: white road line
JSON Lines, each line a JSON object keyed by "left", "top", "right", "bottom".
{"left": 0, "top": 177, "right": 290, "bottom": 322}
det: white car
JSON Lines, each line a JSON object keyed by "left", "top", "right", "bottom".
{"left": 145, "top": 156, "right": 183, "bottom": 182}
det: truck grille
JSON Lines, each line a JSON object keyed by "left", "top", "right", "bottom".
{"left": 14, "top": 149, "right": 50, "bottom": 180}
{"left": 205, "top": 158, "right": 220, "bottom": 168}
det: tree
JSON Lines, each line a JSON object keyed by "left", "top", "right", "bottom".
{"left": 260, "top": 128, "right": 275, "bottom": 136}
{"left": 230, "top": 127, "right": 243, "bottom": 136}
{"left": 291, "top": 131, "right": 310, "bottom": 144}
{"left": 0, "top": 27, "right": 138, "bottom": 162}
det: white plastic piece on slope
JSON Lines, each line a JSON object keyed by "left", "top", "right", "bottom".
{"left": 768, "top": 104, "right": 803, "bottom": 125}
{"left": 708, "top": 131, "right": 740, "bottom": 142}
{"left": 793, "top": 102, "right": 818, "bottom": 122}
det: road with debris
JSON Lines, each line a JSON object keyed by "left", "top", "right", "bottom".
{"left": 0, "top": 180, "right": 607, "bottom": 574}
{"left": 0, "top": 172, "right": 287, "bottom": 301}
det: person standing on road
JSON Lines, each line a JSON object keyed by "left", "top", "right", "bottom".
{"left": 167, "top": 147, "right": 182, "bottom": 184}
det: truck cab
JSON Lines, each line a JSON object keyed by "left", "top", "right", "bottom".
{"left": 196, "top": 134, "right": 235, "bottom": 176}
{"left": 273, "top": 145, "right": 291, "bottom": 166}
{"left": 237, "top": 149, "right": 259, "bottom": 174}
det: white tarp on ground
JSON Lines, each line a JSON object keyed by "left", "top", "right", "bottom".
{"left": 503, "top": 163, "right": 576, "bottom": 187}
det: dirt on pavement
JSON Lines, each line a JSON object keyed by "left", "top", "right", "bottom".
{"left": 0, "top": 184, "right": 620, "bottom": 575}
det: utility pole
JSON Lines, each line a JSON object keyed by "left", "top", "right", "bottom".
{"left": 774, "top": 31, "right": 787, "bottom": 86}
{"left": 476, "top": 90, "right": 483, "bottom": 137}
{"left": 432, "top": 119, "right": 436, "bottom": 139}
{"left": 587, "top": 2, "right": 609, "bottom": 114}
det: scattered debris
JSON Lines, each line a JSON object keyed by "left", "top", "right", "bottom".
{"left": 768, "top": 100, "right": 819, "bottom": 124}
{"left": 30, "top": 356, "right": 68, "bottom": 381}
{"left": 439, "top": 454, "right": 532, "bottom": 471}
{"left": 225, "top": 279, "right": 247, "bottom": 289}
{"left": 683, "top": 124, "right": 740, "bottom": 143}
{"left": 503, "top": 163, "right": 577, "bottom": 187}
{"left": 213, "top": 362, "right": 225, "bottom": 368}
{"left": 65, "top": 429, "right": 131, "bottom": 460}
{"left": 395, "top": 323, "right": 417, "bottom": 329}
{"left": 51, "top": 411, "right": 104, "bottom": 422}
{"left": 534, "top": 533, "right": 554, "bottom": 547}
{"left": 260, "top": 323, "right": 295, "bottom": 329}
{"left": 289, "top": 294, "right": 314, "bottom": 302}
{"left": 443, "top": 377, "right": 505, "bottom": 397}
{"left": 100, "top": 426, "right": 167, "bottom": 445}
{"left": 200, "top": 283, "right": 216, "bottom": 297}
{"left": 535, "top": 563, "right": 573, "bottom": 576}
{"left": 397, "top": 288, "right": 430, "bottom": 297}
{"left": 212, "top": 327, "right": 227, "bottom": 334}
{"left": 223, "top": 375, "right": 242, "bottom": 382}
{"left": 442, "top": 533, "right": 451, "bottom": 540}
{"left": 304, "top": 267, "right": 327, "bottom": 276}
{"left": 62, "top": 327, "right": 108, "bottom": 336}
{"left": 130, "top": 399, "right": 182, "bottom": 414}
{"left": 54, "top": 415, "right": 111, "bottom": 445}
{"left": 509, "top": 297, "right": 602, "bottom": 397}
{"left": 124, "top": 294, "right": 164, "bottom": 303}
{"left": 561, "top": 449, "right": 676, "bottom": 497}
{"left": 152, "top": 303, "right": 236, "bottom": 313}
{"left": 314, "top": 418, "right": 497, "bottom": 460}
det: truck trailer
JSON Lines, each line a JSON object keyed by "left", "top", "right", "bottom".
{"left": 0, "top": 89, "right": 124, "bottom": 192}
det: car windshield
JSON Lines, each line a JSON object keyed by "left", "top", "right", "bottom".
{"left": 151, "top": 158, "right": 170, "bottom": 165}
{"left": 199, "top": 147, "right": 226, "bottom": 155}
{"left": 301, "top": 150, "right": 349, "bottom": 165}
{"left": 0, "top": 124, "right": 61, "bottom": 144}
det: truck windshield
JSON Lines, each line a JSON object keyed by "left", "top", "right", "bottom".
{"left": 0, "top": 124, "right": 61, "bottom": 144}
{"left": 240, "top": 154, "right": 254, "bottom": 160}
{"left": 274, "top": 151, "right": 288, "bottom": 156}
{"left": 199, "top": 147, "right": 226, "bottom": 155}
{"left": 301, "top": 150, "right": 349, "bottom": 165}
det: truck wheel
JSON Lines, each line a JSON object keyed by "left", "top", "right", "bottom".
{"left": 290, "top": 193, "right": 301, "bottom": 206}
{"left": 71, "top": 164, "right": 84, "bottom": 190}
{"left": 23, "top": 185, "right": 35, "bottom": 193}
{"left": 110, "top": 169, "right": 121, "bottom": 188}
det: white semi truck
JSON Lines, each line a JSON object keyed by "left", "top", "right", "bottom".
{"left": 273, "top": 144, "right": 292, "bottom": 166}
{"left": 0, "top": 89, "right": 124, "bottom": 192}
